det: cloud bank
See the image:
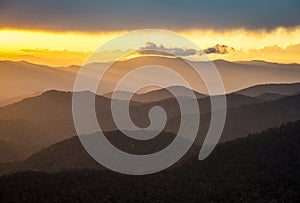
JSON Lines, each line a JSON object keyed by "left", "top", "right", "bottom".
{"left": 137, "top": 42, "right": 235, "bottom": 56}
{"left": 0, "top": 0, "right": 299, "bottom": 32}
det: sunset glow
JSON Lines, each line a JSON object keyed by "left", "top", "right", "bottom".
{"left": 1, "top": 27, "right": 300, "bottom": 66}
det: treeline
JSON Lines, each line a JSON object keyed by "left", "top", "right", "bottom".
{"left": 0, "top": 121, "right": 299, "bottom": 202}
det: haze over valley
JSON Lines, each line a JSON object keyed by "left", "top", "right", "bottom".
{"left": 1, "top": 0, "right": 300, "bottom": 202}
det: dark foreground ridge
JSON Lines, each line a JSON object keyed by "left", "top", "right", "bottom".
{"left": 0, "top": 121, "right": 299, "bottom": 202}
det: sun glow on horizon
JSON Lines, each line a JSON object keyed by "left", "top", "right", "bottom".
{"left": 1, "top": 27, "right": 300, "bottom": 66}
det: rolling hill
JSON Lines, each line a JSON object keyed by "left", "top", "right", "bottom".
{"left": 254, "top": 92, "right": 285, "bottom": 101}
{"left": 0, "top": 88, "right": 265, "bottom": 162}
{"left": 0, "top": 60, "right": 77, "bottom": 102}
{"left": 0, "top": 88, "right": 300, "bottom": 163}
{"left": 237, "top": 82, "right": 300, "bottom": 97}
{"left": 0, "top": 130, "right": 178, "bottom": 173}
{"left": 166, "top": 93, "right": 300, "bottom": 144}
{"left": 0, "top": 120, "right": 299, "bottom": 202}
{"left": 103, "top": 86, "right": 207, "bottom": 102}
{"left": 1, "top": 58, "right": 300, "bottom": 104}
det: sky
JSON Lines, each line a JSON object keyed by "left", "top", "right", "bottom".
{"left": 0, "top": 0, "right": 300, "bottom": 66}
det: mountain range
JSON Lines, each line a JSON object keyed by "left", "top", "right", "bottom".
{"left": 1, "top": 57, "right": 300, "bottom": 105}
{"left": 0, "top": 82, "right": 300, "bottom": 163}
{"left": 0, "top": 120, "right": 299, "bottom": 202}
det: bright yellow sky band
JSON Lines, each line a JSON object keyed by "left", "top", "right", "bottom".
{"left": 1, "top": 27, "right": 300, "bottom": 66}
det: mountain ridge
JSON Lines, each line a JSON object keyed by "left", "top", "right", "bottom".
{"left": 1, "top": 58, "right": 300, "bottom": 101}
{"left": 0, "top": 120, "right": 299, "bottom": 203}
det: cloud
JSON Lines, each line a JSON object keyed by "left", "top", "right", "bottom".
{"left": 137, "top": 42, "right": 235, "bottom": 57}
{"left": 138, "top": 42, "right": 198, "bottom": 56}
{"left": 0, "top": 0, "right": 299, "bottom": 32}
{"left": 203, "top": 44, "right": 235, "bottom": 54}
{"left": 206, "top": 43, "right": 300, "bottom": 64}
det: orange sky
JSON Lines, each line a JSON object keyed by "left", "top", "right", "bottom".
{"left": 1, "top": 27, "right": 300, "bottom": 66}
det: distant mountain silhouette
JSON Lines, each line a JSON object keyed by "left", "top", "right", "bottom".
{"left": 0, "top": 130, "right": 178, "bottom": 173}
{"left": 237, "top": 82, "right": 300, "bottom": 97}
{"left": 0, "top": 121, "right": 299, "bottom": 202}
{"left": 0, "top": 88, "right": 265, "bottom": 162}
{"left": 166, "top": 93, "right": 300, "bottom": 144}
{"left": 0, "top": 88, "right": 299, "bottom": 161}
{"left": 0, "top": 60, "right": 77, "bottom": 101}
{"left": 1, "top": 88, "right": 300, "bottom": 163}
{"left": 1, "top": 58, "right": 300, "bottom": 100}
{"left": 0, "top": 91, "right": 114, "bottom": 162}
{"left": 235, "top": 60, "right": 300, "bottom": 67}
{"left": 254, "top": 92, "right": 285, "bottom": 101}
{"left": 0, "top": 92, "right": 41, "bottom": 107}
{"left": 0, "top": 119, "right": 48, "bottom": 162}
{"left": 103, "top": 86, "right": 207, "bottom": 102}
{"left": 0, "top": 88, "right": 260, "bottom": 121}
{"left": 0, "top": 139, "right": 27, "bottom": 163}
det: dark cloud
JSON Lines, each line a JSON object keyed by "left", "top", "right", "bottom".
{"left": 204, "top": 44, "right": 235, "bottom": 54}
{"left": 137, "top": 42, "right": 235, "bottom": 56}
{"left": 0, "top": 0, "right": 299, "bottom": 31}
